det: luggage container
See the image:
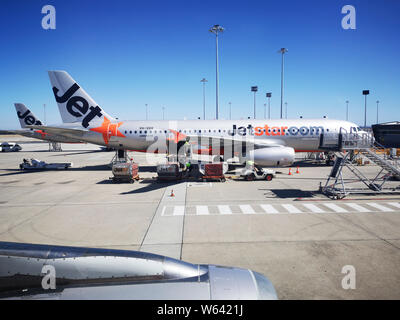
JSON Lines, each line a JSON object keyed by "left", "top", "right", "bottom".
{"left": 111, "top": 162, "right": 139, "bottom": 183}
{"left": 157, "top": 163, "right": 183, "bottom": 181}
{"left": 199, "top": 163, "right": 226, "bottom": 182}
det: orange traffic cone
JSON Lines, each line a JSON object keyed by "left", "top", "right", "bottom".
{"left": 170, "top": 189, "right": 175, "bottom": 197}
{"left": 288, "top": 168, "right": 292, "bottom": 176}
{"left": 296, "top": 166, "right": 300, "bottom": 174}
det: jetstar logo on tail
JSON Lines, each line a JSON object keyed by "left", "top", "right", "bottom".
{"left": 52, "top": 83, "right": 103, "bottom": 128}
{"left": 89, "top": 116, "right": 125, "bottom": 145}
{"left": 18, "top": 109, "right": 42, "bottom": 126}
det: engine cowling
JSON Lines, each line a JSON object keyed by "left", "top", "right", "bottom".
{"left": 249, "top": 146, "right": 295, "bottom": 167}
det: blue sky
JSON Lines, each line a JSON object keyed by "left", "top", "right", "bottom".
{"left": 0, "top": 0, "right": 399, "bottom": 129}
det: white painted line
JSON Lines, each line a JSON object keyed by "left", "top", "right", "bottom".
{"left": 196, "top": 205, "right": 209, "bottom": 215}
{"left": 281, "top": 204, "right": 302, "bottom": 214}
{"left": 239, "top": 205, "right": 256, "bottom": 214}
{"left": 173, "top": 206, "right": 185, "bottom": 216}
{"left": 344, "top": 203, "right": 370, "bottom": 212}
{"left": 302, "top": 203, "right": 325, "bottom": 213}
{"left": 160, "top": 206, "right": 166, "bottom": 216}
{"left": 322, "top": 203, "right": 348, "bottom": 213}
{"left": 218, "top": 205, "right": 232, "bottom": 215}
{"left": 367, "top": 203, "right": 394, "bottom": 212}
{"left": 260, "top": 204, "right": 279, "bottom": 214}
{"left": 387, "top": 202, "right": 400, "bottom": 210}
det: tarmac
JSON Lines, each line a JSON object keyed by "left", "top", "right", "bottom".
{"left": 1, "top": 135, "right": 400, "bottom": 299}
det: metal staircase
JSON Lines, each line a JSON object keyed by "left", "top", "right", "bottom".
{"left": 321, "top": 130, "right": 400, "bottom": 199}
{"left": 358, "top": 148, "right": 400, "bottom": 179}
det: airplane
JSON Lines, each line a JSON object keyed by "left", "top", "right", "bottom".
{"left": 0, "top": 241, "right": 277, "bottom": 300}
{"left": 28, "top": 71, "right": 371, "bottom": 167}
{"left": 11, "top": 103, "right": 83, "bottom": 144}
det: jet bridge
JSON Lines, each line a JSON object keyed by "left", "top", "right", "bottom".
{"left": 320, "top": 130, "right": 400, "bottom": 199}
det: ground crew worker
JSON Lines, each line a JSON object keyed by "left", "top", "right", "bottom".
{"left": 246, "top": 160, "right": 255, "bottom": 170}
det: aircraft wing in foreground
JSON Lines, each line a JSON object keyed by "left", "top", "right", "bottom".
{"left": 0, "top": 241, "right": 277, "bottom": 300}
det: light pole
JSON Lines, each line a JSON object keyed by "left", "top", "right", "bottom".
{"left": 251, "top": 86, "right": 258, "bottom": 119}
{"left": 266, "top": 92, "right": 272, "bottom": 119}
{"left": 209, "top": 24, "right": 224, "bottom": 120}
{"left": 285, "top": 102, "right": 288, "bottom": 119}
{"left": 200, "top": 78, "right": 208, "bottom": 120}
{"left": 145, "top": 104, "right": 148, "bottom": 120}
{"left": 162, "top": 106, "right": 165, "bottom": 120}
{"left": 229, "top": 102, "right": 232, "bottom": 120}
{"left": 346, "top": 100, "right": 349, "bottom": 121}
{"left": 264, "top": 103, "right": 267, "bottom": 119}
{"left": 278, "top": 48, "right": 288, "bottom": 119}
{"left": 362, "top": 90, "right": 370, "bottom": 128}
{"left": 376, "top": 100, "right": 379, "bottom": 124}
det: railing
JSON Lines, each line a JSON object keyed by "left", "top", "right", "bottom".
{"left": 319, "top": 131, "right": 374, "bottom": 151}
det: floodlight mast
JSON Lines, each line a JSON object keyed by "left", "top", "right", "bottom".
{"left": 209, "top": 24, "right": 224, "bottom": 120}
{"left": 266, "top": 92, "right": 272, "bottom": 119}
{"left": 278, "top": 48, "right": 288, "bottom": 119}
{"left": 362, "top": 90, "right": 370, "bottom": 128}
{"left": 200, "top": 78, "right": 208, "bottom": 120}
{"left": 251, "top": 86, "right": 258, "bottom": 119}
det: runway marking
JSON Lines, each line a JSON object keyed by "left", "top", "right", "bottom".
{"left": 281, "top": 204, "right": 302, "bottom": 214}
{"left": 302, "top": 203, "right": 324, "bottom": 213}
{"left": 196, "top": 205, "right": 209, "bottom": 215}
{"left": 387, "top": 202, "right": 400, "bottom": 210}
{"left": 344, "top": 203, "right": 370, "bottom": 212}
{"left": 173, "top": 206, "right": 185, "bottom": 216}
{"left": 161, "top": 202, "right": 400, "bottom": 217}
{"left": 367, "top": 203, "right": 394, "bottom": 212}
{"left": 260, "top": 204, "right": 279, "bottom": 214}
{"left": 239, "top": 205, "right": 255, "bottom": 214}
{"left": 322, "top": 203, "right": 348, "bottom": 213}
{"left": 218, "top": 205, "right": 232, "bottom": 215}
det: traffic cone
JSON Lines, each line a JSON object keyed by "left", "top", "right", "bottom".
{"left": 296, "top": 166, "right": 300, "bottom": 174}
{"left": 288, "top": 168, "right": 292, "bottom": 176}
{"left": 170, "top": 189, "right": 175, "bottom": 197}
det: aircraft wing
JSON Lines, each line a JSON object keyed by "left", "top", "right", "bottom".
{"left": 1, "top": 129, "right": 28, "bottom": 135}
{"left": 169, "top": 130, "right": 286, "bottom": 149}
{"left": 169, "top": 131, "right": 294, "bottom": 166}
{"left": 26, "top": 125, "right": 88, "bottom": 138}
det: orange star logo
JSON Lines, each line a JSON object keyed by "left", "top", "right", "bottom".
{"left": 89, "top": 116, "right": 125, "bottom": 145}
{"left": 35, "top": 130, "right": 48, "bottom": 139}
{"left": 168, "top": 129, "right": 187, "bottom": 143}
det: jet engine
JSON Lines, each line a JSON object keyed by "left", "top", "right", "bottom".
{"left": 249, "top": 146, "right": 295, "bottom": 167}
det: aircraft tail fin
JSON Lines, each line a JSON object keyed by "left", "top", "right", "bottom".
{"left": 14, "top": 103, "right": 43, "bottom": 128}
{"left": 48, "top": 71, "right": 115, "bottom": 127}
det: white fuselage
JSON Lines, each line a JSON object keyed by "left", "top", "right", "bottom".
{"left": 55, "top": 118, "right": 364, "bottom": 152}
